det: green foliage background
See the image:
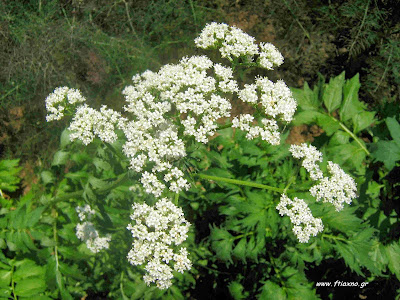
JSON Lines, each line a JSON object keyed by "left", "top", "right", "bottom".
{"left": 0, "top": 0, "right": 399, "bottom": 299}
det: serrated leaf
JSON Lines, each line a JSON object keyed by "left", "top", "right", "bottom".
{"left": 352, "top": 111, "right": 375, "bottom": 134}
{"left": 386, "top": 242, "right": 400, "bottom": 280}
{"left": 232, "top": 238, "right": 247, "bottom": 261}
{"left": 323, "top": 71, "right": 345, "bottom": 113}
{"left": 13, "top": 261, "right": 45, "bottom": 281}
{"left": 229, "top": 281, "right": 247, "bottom": 300}
{"left": 51, "top": 151, "right": 69, "bottom": 166}
{"left": 259, "top": 281, "right": 286, "bottom": 300}
{"left": 327, "top": 141, "right": 367, "bottom": 170}
{"left": 372, "top": 140, "right": 400, "bottom": 171}
{"left": 339, "top": 73, "right": 363, "bottom": 122}
{"left": 60, "top": 129, "right": 72, "bottom": 148}
{"left": 210, "top": 227, "right": 233, "bottom": 263}
{"left": 0, "top": 270, "right": 11, "bottom": 287}
{"left": 291, "top": 82, "right": 319, "bottom": 111}
{"left": 386, "top": 117, "right": 400, "bottom": 142}
{"left": 26, "top": 206, "right": 46, "bottom": 228}
{"left": 292, "top": 110, "right": 323, "bottom": 126}
{"left": 14, "top": 278, "right": 46, "bottom": 297}
{"left": 316, "top": 114, "right": 341, "bottom": 136}
{"left": 328, "top": 130, "right": 351, "bottom": 146}
{"left": 40, "top": 171, "right": 54, "bottom": 185}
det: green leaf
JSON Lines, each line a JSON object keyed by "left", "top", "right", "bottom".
{"left": 0, "top": 159, "right": 21, "bottom": 192}
{"left": 40, "top": 171, "right": 54, "bottom": 185}
{"left": 51, "top": 151, "right": 70, "bottom": 166}
{"left": 210, "top": 227, "right": 233, "bottom": 263}
{"left": 14, "top": 278, "right": 46, "bottom": 297}
{"left": 291, "top": 82, "right": 319, "bottom": 111}
{"left": 292, "top": 111, "right": 323, "bottom": 126}
{"left": 60, "top": 129, "right": 72, "bottom": 148}
{"left": 323, "top": 71, "right": 345, "bottom": 113}
{"left": 372, "top": 140, "right": 400, "bottom": 170}
{"left": 229, "top": 281, "right": 247, "bottom": 300}
{"left": 327, "top": 141, "right": 367, "bottom": 170}
{"left": 339, "top": 73, "right": 363, "bottom": 122}
{"left": 328, "top": 130, "right": 351, "bottom": 146}
{"left": 352, "top": 111, "right": 375, "bottom": 134}
{"left": 259, "top": 281, "right": 286, "bottom": 300}
{"left": 232, "top": 238, "right": 247, "bottom": 261}
{"left": 13, "top": 261, "right": 45, "bottom": 281}
{"left": 0, "top": 270, "right": 11, "bottom": 287}
{"left": 316, "top": 114, "right": 340, "bottom": 136}
{"left": 386, "top": 242, "right": 400, "bottom": 280}
{"left": 386, "top": 117, "right": 400, "bottom": 141}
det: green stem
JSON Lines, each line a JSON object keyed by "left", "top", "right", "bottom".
{"left": 196, "top": 173, "right": 294, "bottom": 193}
{"left": 322, "top": 234, "right": 347, "bottom": 242}
{"left": 330, "top": 116, "right": 370, "bottom": 155}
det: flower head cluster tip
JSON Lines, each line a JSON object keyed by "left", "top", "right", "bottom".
{"left": 310, "top": 161, "right": 357, "bottom": 211}
{"left": 195, "top": 22, "right": 284, "bottom": 70}
{"left": 45, "top": 87, "right": 86, "bottom": 122}
{"left": 75, "top": 205, "right": 111, "bottom": 253}
{"left": 127, "top": 198, "right": 191, "bottom": 290}
{"left": 289, "top": 143, "right": 323, "bottom": 180}
{"left": 276, "top": 195, "right": 324, "bottom": 243}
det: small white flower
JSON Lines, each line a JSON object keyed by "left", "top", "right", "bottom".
{"left": 289, "top": 143, "right": 324, "bottom": 180}
{"left": 310, "top": 161, "right": 357, "bottom": 211}
{"left": 127, "top": 199, "right": 191, "bottom": 289}
{"left": 276, "top": 194, "right": 323, "bottom": 243}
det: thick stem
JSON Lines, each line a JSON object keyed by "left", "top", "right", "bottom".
{"left": 196, "top": 173, "right": 294, "bottom": 193}
{"left": 330, "top": 116, "right": 370, "bottom": 155}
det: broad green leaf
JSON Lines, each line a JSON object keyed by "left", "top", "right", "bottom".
{"left": 14, "top": 278, "right": 46, "bottom": 297}
{"left": 320, "top": 206, "right": 362, "bottom": 233}
{"left": 352, "top": 111, "right": 375, "bottom": 134}
{"left": 210, "top": 227, "right": 233, "bottom": 263}
{"left": 40, "top": 171, "right": 54, "bottom": 185}
{"left": 13, "top": 261, "right": 45, "bottom": 281}
{"left": 386, "top": 117, "right": 400, "bottom": 142}
{"left": 232, "top": 238, "right": 247, "bottom": 261}
{"left": 339, "top": 73, "right": 363, "bottom": 122}
{"left": 327, "top": 141, "right": 367, "bottom": 170}
{"left": 328, "top": 130, "right": 351, "bottom": 147}
{"left": 291, "top": 82, "right": 319, "bottom": 111}
{"left": 292, "top": 111, "right": 323, "bottom": 126}
{"left": 386, "top": 242, "right": 400, "bottom": 280}
{"left": 60, "top": 129, "right": 72, "bottom": 148}
{"left": 259, "top": 281, "right": 286, "bottom": 300}
{"left": 229, "top": 281, "right": 247, "bottom": 300}
{"left": 372, "top": 140, "right": 400, "bottom": 170}
{"left": 51, "top": 151, "right": 69, "bottom": 166}
{"left": 316, "top": 114, "right": 340, "bottom": 136}
{"left": 0, "top": 270, "right": 11, "bottom": 287}
{"left": 323, "top": 72, "right": 345, "bottom": 113}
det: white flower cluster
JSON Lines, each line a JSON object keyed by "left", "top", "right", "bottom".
{"left": 276, "top": 194, "right": 324, "bottom": 243}
{"left": 69, "top": 104, "right": 126, "bottom": 145}
{"left": 232, "top": 114, "right": 280, "bottom": 145}
{"left": 289, "top": 143, "right": 323, "bottom": 180}
{"left": 290, "top": 143, "right": 357, "bottom": 211}
{"left": 194, "top": 22, "right": 284, "bottom": 70}
{"left": 45, "top": 87, "right": 86, "bottom": 121}
{"left": 121, "top": 55, "right": 237, "bottom": 196}
{"left": 75, "top": 205, "right": 111, "bottom": 253}
{"left": 258, "top": 42, "right": 284, "bottom": 70}
{"left": 310, "top": 161, "right": 357, "bottom": 211}
{"left": 233, "top": 77, "right": 296, "bottom": 145}
{"left": 127, "top": 198, "right": 191, "bottom": 290}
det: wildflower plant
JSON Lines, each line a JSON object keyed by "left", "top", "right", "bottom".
{"left": 43, "top": 22, "right": 361, "bottom": 293}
